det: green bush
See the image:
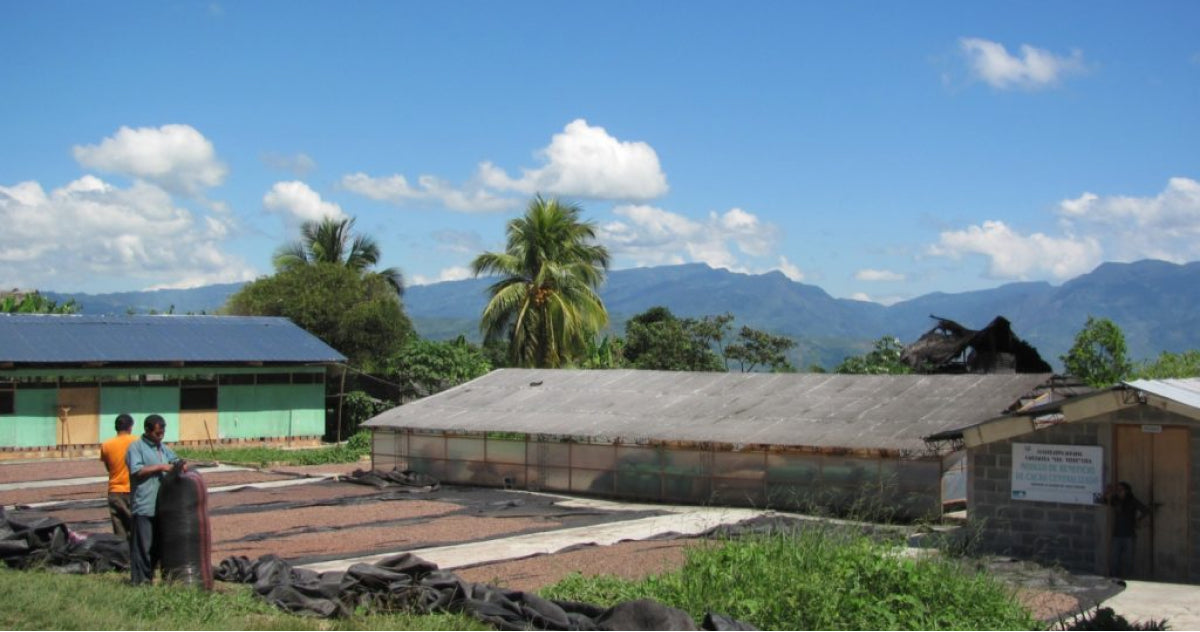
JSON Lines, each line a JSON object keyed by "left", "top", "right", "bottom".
{"left": 541, "top": 528, "right": 1037, "bottom": 630}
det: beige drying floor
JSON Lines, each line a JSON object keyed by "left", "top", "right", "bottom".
{"left": 1, "top": 458, "right": 1095, "bottom": 623}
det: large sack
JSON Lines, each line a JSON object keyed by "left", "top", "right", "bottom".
{"left": 156, "top": 461, "right": 213, "bottom": 589}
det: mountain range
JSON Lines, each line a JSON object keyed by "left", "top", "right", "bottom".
{"left": 45, "top": 259, "right": 1200, "bottom": 371}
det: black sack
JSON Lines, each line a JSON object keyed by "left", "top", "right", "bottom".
{"left": 156, "top": 461, "right": 213, "bottom": 589}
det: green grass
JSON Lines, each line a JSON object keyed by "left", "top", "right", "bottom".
{"left": 0, "top": 567, "right": 488, "bottom": 631}
{"left": 540, "top": 528, "right": 1040, "bottom": 631}
{"left": 176, "top": 431, "right": 370, "bottom": 468}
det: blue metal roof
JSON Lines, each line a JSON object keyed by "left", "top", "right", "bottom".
{"left": 0, "top": 315, "right": 346, "bottom": 365}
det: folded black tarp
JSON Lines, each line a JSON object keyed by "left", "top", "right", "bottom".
{"left": 214, "top": 552, "right": 756, "bottom": 631}
{"left": 0, "top": 506, "right": 129, "bottom": 574}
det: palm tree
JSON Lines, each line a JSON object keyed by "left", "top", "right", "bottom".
{"left": 471, "top": 195, "right": 610, "bottom": 368}
{"left": 274, "top": 216, "right": 404, "bottom": 295}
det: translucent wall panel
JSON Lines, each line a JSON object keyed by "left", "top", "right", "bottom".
{"left": 410, "top": 434, "right": 446, "bottom": 460}
{"left": 487, "top": 440, "right": 526, "bottom": 464}
{"left": 616, "top": 469, "right": 663, "bottom": 500}
{"left": 447, "top": 437, "right": 485, "bottom": 461}
{"left": 663, "top": 450, "right": 710, "bottom": 476}
{"left": 662, "top": 475, "right": 710, "bottom": 503}
{"left": 712, "top": 452, "right": 766, "bottom": 479}
{"left": 572, "top": 444, "right": 618, "bottom": 470}
{"left": 711, "top": 478, "right": 766, "bottom": 506}
{"left": 528, "top": 442, "right": 571, "bottom": 467}
{"left": 766, "top": 453, "right": 821, "bottom": 484}
{"left": 569, "top": 468, "right": 612, "bottom": 494}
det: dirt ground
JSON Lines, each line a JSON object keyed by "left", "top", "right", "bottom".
{"left": 1, "top": 458, "right": 1098, "bottom": 623}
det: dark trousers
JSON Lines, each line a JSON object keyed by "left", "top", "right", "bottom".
{"left": 131, "top": 514, "right": 159, "bottom": 585}
{"left": 107, "top": 492, "right": 132, "bottom": 541}
{"left": 1110, "top": 535, "right": 1135, "bottom": 578}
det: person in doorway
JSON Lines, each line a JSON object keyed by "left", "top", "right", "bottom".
{"left": 1103, "top": 481, "right": 1151, "bottom": 581}
{"left": 98, "top": 413, "right": 138, "bottom": 541}
{"left": 126, "top": 414, "right": 185, "bottom": 585}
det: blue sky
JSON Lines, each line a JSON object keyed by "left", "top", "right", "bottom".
{"left": 2, "top": 2, "right": 1198, "bottom": 303}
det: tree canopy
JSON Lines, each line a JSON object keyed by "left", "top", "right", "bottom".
{"left": 223, "top": 263, "right": 412, "bottom": 371}
{"left": 1, "top": 292, "right": 78, "bottom": 314}
{"left": 1061, "top": 316, "right": 1132, "bottom": 388}
{"left": 623, "top": 307, "right": 727, "bottom": 372}
{"left": 1130, "top": 350, "right": 1200, "bottom": 379}
{"left": 471, "top": 195, "right": 610, "bottom": 368}
{"left": 385, "top": 336, "right": 491, "bottom": 403}
{"left": 274, "top": 216, "right": 404, "bottom": 295}
{"left": 835, "top": 336, "right": 911, "bottom": 375}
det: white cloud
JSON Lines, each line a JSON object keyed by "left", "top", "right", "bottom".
{"left": 478, "top": 119, "right": 668, "bottom": 200}
{"left": 262, "top": 152, "right": 316, "bottom": 176}
{"left": 1056, "top": 177, "right": 1200, "bottom": 262}
{"left": 0, "top": 176, "right": 255, "bottom": 291}
{"left": 928, "top": 219, "right": 1102, "bottom": 280}
{"left": 774, "top": 256, "right": 804, "bottom": 281}
{"left": 855, "top": 268, "right": 906, "bottom": 282}
{"left": 600, "top": 204, "right": 779, "bottom": 272}
{"left": 262, "top": 181, "right": 346, "bottom": 224}
{"left": 411, "top": 266, "right": 473, "bottom": 286}
{"left": 340, "top": 172, "right": 515, "bottom": 213}
{"left": 72, "top": 124, "right": 227, "bottom": 195}
{"left": 431, "top": 229, "right": 486, "bottom": 254}
{"left": 959, "top": 38, "right": 1086, "bottom": 90}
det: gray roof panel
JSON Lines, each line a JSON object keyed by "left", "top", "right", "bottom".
{"left": 0, "top": 314, "right": 346, "bottom": 364}
{"left": 366, "top": 368, "right": 1051, "bottom": 453}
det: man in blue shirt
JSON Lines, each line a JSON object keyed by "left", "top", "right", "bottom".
{"left": 126, "top": 414, "right": 185, "bottom": 585}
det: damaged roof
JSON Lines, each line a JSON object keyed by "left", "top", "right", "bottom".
{"left": 0, "top": 314, "right": 345, "bottom": 365}
{"left": 365, "top": 369, "right": 1053, "bottom": 455}
{"left": 900, "top": 315, "right": 1052, "bottom": 374}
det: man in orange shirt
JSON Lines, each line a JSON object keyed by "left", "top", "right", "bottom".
{"left": 99, "top": 413, "right": 138, "bottom": 540}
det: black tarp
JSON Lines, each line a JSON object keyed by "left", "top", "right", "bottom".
{"left": 214, "top": 552, "right": 755, "bottom": 630}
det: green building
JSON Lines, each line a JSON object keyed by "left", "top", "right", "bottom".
{"left": 0, "top": 314, "right": 345, "bottom": 454}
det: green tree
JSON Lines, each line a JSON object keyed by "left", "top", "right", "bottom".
{"left": 1130, "top": 350, "right": 1200, "bottom": 380}
{"left": 274, "top": 216, "right": 404, "bottom": 295}
{"left": 724, "top": 326, "right": 798, "bottom": 373}
{"left": 1061, "top": 316, "right": 1132, "bottom": 388}
{"left": 1, "top": 292, "right": 79, "bottom": 314}
{"left": 223, "top": 263, "right": 412, "bottom": 371}
{"left": 470, "top": 195, "right": 610, "bottom": 368}
{"left": 835, "top": 336, "right": 911, "bottom": 374}
{"left": 386, "top": 336, "right": 491, "bottom": 402}
{"left": 622, "top": 307, "right": 726, "bottom": 372}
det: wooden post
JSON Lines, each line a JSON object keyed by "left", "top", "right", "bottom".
{"left": 203, "top": 418, "right": 218, "bottom": 462}
{"left": 336, "top": 365, "right": 348, "bottom": 443}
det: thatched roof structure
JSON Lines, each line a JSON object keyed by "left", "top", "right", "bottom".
{"left": 900, "top": 315, "right": 1051, "bottom": 374}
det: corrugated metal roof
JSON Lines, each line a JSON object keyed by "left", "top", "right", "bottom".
{"left": 0, "top": 314, "right": 345, "bottom": 364}
{"left": 365, "top": 368, "right": 1051, "bottom": 453}
{"left": 1125, "top": 378, "right": 1200, "bottom": 410}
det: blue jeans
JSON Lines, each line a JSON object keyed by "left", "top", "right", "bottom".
{"left": 1110, "top": 536, "right": 1135, "bottom": 578}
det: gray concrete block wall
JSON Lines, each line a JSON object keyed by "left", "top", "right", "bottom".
{"left": 969, "top": 422, "right": 1108, "bottom": 575}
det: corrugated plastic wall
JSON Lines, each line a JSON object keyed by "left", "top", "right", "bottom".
{"left": 372, "top": 428, "right": 944, "bottom": 520}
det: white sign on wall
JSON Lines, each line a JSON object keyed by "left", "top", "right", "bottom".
{"left": 1011, "top": 443, "right": 1103, "bottom": 505}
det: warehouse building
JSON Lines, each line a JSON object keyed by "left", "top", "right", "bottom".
{"left": 0, "top": 314, "right": 345, "bottom": 457}
{"left": 366, "top": 369, "right": 1053, "bottom": 520}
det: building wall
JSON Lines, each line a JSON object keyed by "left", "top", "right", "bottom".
{"left": 372, "top": 428, "right": 944, "bottom": 520}
{"left": 0, "top": 367, "right": 327, "bottom": 448}
{"left": 970, "top": 407, "right": 1200, "bottom": 581}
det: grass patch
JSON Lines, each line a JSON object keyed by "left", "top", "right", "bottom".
{"left": 176, "top": 431, "right": 370, "bottom": 468}
{"left": 541, "top": 527, "right": 1039, "bottom": 630}
{"left": 0, "top": 567, "right": 487, "bottom": 630}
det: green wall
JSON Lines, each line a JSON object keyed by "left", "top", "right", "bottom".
{"left": 219, "top": 384, "right": 324, "bottom": 439}
{"left": 0, "top": 389, "right": 58, "bottom": 448}
{"left": 0, "top": 367, "right": 328, "bottom": 448}
{"left": 100, "top": 387, "right": 181, "bottom": 442}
